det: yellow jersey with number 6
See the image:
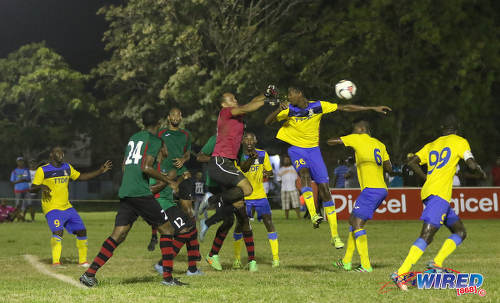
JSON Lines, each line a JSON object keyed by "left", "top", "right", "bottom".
{"left": 340, "top": 133, "right": 389, "bottom": 190}
{"left": 415, "top": 134, "right": 472, "bottom": 202}
{"left": 32, "top": 163, "right": 80, "bottom": 214}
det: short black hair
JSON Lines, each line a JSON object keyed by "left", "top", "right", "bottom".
{"left": 288, "top": 87, "right": 303, "bottom": 95}
{"left": 441, "top": 114, "right": 458, "bottom": 131}
{"left": 353, "top": 119, "right": 370, "bottom": 131}
{"left": 142, "top": 109, "right": 159, "bottom": 127}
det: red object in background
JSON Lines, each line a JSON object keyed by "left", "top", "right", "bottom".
{"left": 330, "top": 187, "right": 500, "bottom": 220}
{"left": 296, "top": 179, "right": 318, "bottom": 209}
{"left": 492, "top": 166, "right": 500, "bottom": 186}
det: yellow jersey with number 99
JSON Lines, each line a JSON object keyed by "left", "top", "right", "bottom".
{"left": 415, "top": 134, "right": 472, "bottom": 202}
{"left": 340, "top": 133, "right": 389, "bottom": 190}
{"left": 32, "top": 163, "right": 80, "bottom": 214}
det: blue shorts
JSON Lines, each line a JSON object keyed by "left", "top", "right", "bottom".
{"left": 288, "top": 146, "right": 329, "bottom": 184}
{"left": 245, "top": 198, "right": 271, "bottom": 221}
{"left": 420, "top": 195, "right": 460, "bottom": 228}
{"left": 352, "top": 188, "right": 388, "bottom": 220}
{"left": 45, "top": 208, "right": 86, "bottom": 234}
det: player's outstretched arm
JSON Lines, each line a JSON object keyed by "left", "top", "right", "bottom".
{"left": 327, "top": 137, "right": 344, "bottom": 146}
{"left": 231, "top": 95, "right": 266, "bottom": 116}
{"left": 238, "top": 151, "right": 259, "bottom": 173}
{"left": 78, "top": 160, "right": 113, "bottom": 181}
{"left": 465, "top": 158, "right": 487, "bottom": 179}
{"left": 196, "top": 152, "right": 211, "bottom": 163}
{"left": 30, "top": 184, "right": 51, "bottom": 198}
{"left": 264, "top": 102, "right": 288, "bottom": 125}
{"left": 407, "top": 155, "right": 427, "bottom": 181}
{"left": 338, "top": 104, "right": 392, "bottom": 114}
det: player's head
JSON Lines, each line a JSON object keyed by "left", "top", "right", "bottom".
{"left": 50, "top": 146, "right": 65, "bottom": 164}
{"left": 282, "top": 154, "right": 291, "bottom": 166}
{"left": 287, "top": 87, "right": 305, "bottom": 105}
{"left": 168, "top": 107, "right": 182, "bottom": 127}
{"left": 195, "top": 171, "right": 203, "bottom": 179}
{"left": 142, "top": 108, "right": 160, "bottom": 129}
{"left": 29, "top": 159, "right": 37, "bottom": 169}
{"left": 242, "top": 132, "right": 257, "bottom": 151}
{"left": 352, "top": 119, "right": 370, "bottom": 135}
{"left": 16, "top": 156, "right": 24, "bottom": 167}
{"left": 440, "top": 114, "right": 458, "bottom": 134}
{"left": 220, "top": 93, "right": 238, "bottom": 108}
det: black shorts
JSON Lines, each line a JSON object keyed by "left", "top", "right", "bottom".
{"left": 115, "top": 196, "right": 193, "bottom": 234}
{"left": 208, "top": 156, "right": 246, "bottom": 188}
{"left": 115, "top": 196, "right": 168, "bottom": 227}
{"left": 178, "top": 178, "right": 194, "bottom": 200}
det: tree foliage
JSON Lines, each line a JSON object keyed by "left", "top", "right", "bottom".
{"left": 0, "top": 42, "right": 96, "bottom": 169}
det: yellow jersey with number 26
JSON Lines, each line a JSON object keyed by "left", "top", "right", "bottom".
{"left": 415, "top": 134, "right": 472, "bottom": 202}
{"left": 276, "top": 101, "right": 337, "bottom": 148}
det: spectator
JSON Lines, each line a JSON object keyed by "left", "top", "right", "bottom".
{"left": 193, "top": 171, "right": 207, "bottom": 219}
{"left": 491, "top": 156, "right": 500, "bottom": 186}
{"left": 453, "top": 164, "right": 461, "bottom": 187}
{"left": 10, "top": 156, "right": 30, "bottom": 221}
{"left": 332, "top": 159, "right": 348, "bottom": 188}
{"left": 24, "top": 159, "right": 39, "bottom": 222}
{"left": 402, "top": 153, "right": 424, "bottom": 187}
{"left": 278, "top": 155, "right": 301, "bottom": 219}
{"left": 388, "top": 163, "right": 403, "bottom": 187}
{"left": 344, "top": 156, "right": 360, "bottom": 188}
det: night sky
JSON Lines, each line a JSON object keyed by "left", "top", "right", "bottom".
{"left": 0, "top": 0, "right": 121, "bottom": 73}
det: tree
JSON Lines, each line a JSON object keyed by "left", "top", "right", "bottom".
{"left": 0, "top": 42, "right": 96, "bottom": 170}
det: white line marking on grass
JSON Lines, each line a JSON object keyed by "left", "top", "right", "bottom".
{"left": 24, "top": 254, "right": 87, "bottom": 289}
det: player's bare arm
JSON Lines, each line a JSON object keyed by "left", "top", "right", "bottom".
{"left": 173, "top": 150, "right": 190, "bottom": 169}
{"left": 196, "top": 152, "right": 211, "bottom": 163}
{"left": 337, "top": 104, "right": 392, "bottom": 114}
{"left": 327, "top": 137, "right": 343, "bottom": 146}
{"left": 407, "top": 155, "right": 427, "bottom": 180}
{"left": 239, "top": 151, "right": 259, "bottom": 173}
{"left": 141, "top": 155, "right": 174, "bottom": 184}
{"left": 78, "top": 160, "right": 113, "bottom": 181}
{"left": 230, "top": 95, "right": 266, "bottom": 116}
{"left": 263, "top": 170, "right": 273, "bottom": 178}
{"left": 465, "top": 158, "right": 487, "bottom": 179}
{"left": 30, "top": 184, "right": 51, "bottom": 199}
{"left": 383, "top": 160, "right": 400, "bottom": 177}
{"left": 264, "top": 102, "right": 289, "bottom": 125}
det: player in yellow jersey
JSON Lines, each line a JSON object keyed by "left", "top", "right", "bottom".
{"left": 328, "top": 120, "right": 396, "bottom": 272}
{"left": 265, "top": 87, "right": 391, "bottom": 249}
{"left": 30, "top": 147, "right": 112, "bottom": 267}
{"left": 233, "top": 133, "right": 279, "bottom": 270}
{"left": 391, "top": 115, "right": 486, "bottom": 291}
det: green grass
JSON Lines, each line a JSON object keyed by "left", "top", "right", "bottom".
{"left": 0, "top": 211, "right": 499, "bottom": 303}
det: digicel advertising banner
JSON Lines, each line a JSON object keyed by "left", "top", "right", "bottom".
{"left": 330, "top": 187, "right": 500, "bottom": 220}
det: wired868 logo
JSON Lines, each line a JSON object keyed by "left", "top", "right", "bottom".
{"left": 380, "top": 268, "right": 487, "bottom": 296}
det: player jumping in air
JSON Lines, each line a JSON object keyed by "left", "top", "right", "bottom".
{"left": 265, "top": 87, "right": 391, "bottom": 248}
{"left": 80, "top": 109, "right": 194, "bottom": 287}
{"left": 328, "top": 120, "right": 395, "bottom": 272}
{"left": 203, "top": 92, "right": 266, "bottom": 272}
{"left": 391, "top": 115, "right": 486, "bottom": 291}
{"left": 30, "top": 147, "right": 112, "bottom": 267}
{"left": 233, "top": 132, "right": 279, "bottom": 269}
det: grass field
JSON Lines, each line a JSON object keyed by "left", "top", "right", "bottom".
{"left": 0, "top": 211, "right": 499, "bottom": 303}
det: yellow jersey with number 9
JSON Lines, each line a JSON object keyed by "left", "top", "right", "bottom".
{"left": 340, "top": 133, "right": 390, "bottom": 190}
{"left": 32, "top": 163, "right": 80, "bottom": 214}
{"left": 415, "top": 134, "right": 472, "bottom": 202}
{"left": 276, "top": 101, "right": 337, "bottom": 148}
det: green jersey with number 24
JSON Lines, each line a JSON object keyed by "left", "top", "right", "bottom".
{"left": 119, "top": 130, "right": 162, "bottom": 198}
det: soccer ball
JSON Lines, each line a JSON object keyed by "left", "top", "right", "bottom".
{"left": 335, "top": 80, "right": 357, "bottom": 100}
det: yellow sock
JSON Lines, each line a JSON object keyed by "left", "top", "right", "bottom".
{"left": 268, "top": 232, "right": 279, "bottom": 261}
{"left": 301, "top": 187, "right": 317, "bottom": 216}
{"left": 233, "top": 233, "right": 242, "bottom": 261}
{"left": 76, "top": 237, "right": 88, "bottom": 264}
{"left": 434, "top": 234, "right": 462, "bottom": 267}
{"left": 397, "top": 238, "right": 427, "bottom": 276}
{"left": 354, "top": 229, "right": 371, "bottom": 269}
{"left": 50, "top": 235, "right": 62, "bottom": 264}
{"left": 342, "top": 229, "right": 355, "bottom": 264}
{"left": 323, "top": 201, "right": 338, "bottom": 237}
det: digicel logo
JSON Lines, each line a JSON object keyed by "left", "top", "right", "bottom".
{"left": 331, "top": 194, "right": 407, "bottom": 214}
{"left": 450, "top": 192, "right": 498, "bottom": 214}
